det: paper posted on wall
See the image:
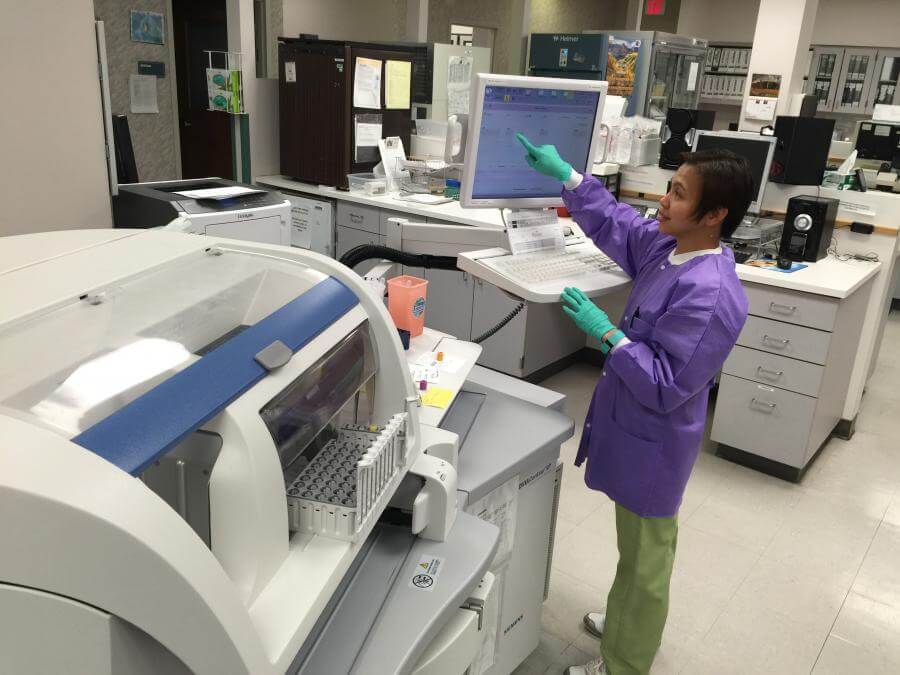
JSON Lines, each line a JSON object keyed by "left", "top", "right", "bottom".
{"left": 447, "top": 55, "right": 474, "bottom": 116}
{"left": 354, "top": 113, "right": 383, "bottom": 163}
{"left": 354, "top": 57, "right": 382, "bottom": 109}
{"left": 385, "top": 60, "right": 411, "bottom": 109}
{"left": 130, "top": 74, "right": 158, "bottom": 113}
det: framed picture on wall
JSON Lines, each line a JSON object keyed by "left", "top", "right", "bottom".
{"left": 130, "top": 11, "right": 165, "bottom": 46}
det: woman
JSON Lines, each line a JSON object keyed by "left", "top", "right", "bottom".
{"left": 517, "top": 133, "right": 752, "bottom": 675}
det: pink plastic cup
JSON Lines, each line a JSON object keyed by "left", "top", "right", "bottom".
{"left": 387, "top": 275, "right": 428, "bottom": 337}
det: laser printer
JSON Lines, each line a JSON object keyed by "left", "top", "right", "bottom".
{"left": 0, "top": 229, "right": 573, "bottom": 674}
{"left": 113, "top": 178, "right": 292, "bottom": 245}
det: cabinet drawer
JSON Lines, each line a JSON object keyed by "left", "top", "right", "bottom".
{"left": 336, "top": 225, "right": 383, "bottom": 275}
{"left": 336, "top": 202, "right": 381, "bottom": 235}
{"left": 744, "top": 283, "right": 838, "bottom": 331}
{"left": 736, "top": 315, "right": 831, "bottom": 365}
{"left": 711, "top": 374, "right": 816, "bottom": 469}
{"left": 381, "top": 209, "right": 411, "bottom": 235}
{"left": 723, "top": 345, "right": 824, "bottom": 398}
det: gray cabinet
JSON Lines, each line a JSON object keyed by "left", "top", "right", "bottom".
{"left": 423, "top": 268, "right": 474, "bottom": 340}
{"left": 472, "top": 278, "right": 529, "bottom": 376}
{"left": 807, "top": 46, "right": 845, "bottom": 112}
{"left": 336, "top": 224, "right": 383, "bottom": 276}
{"left": 712, "top": 279, "right": 873, "bottom": 479}
{"left": 871, "top": 48, "right": 900, "bottom": 108}
{"left": 336, "top": 202, "right": 381, "bottom": 235}
{"left": 806, "top": 45, "right": 896, "bottom": 114}
{"left": 833, "top": 47, "right": 878, "bottom": 114}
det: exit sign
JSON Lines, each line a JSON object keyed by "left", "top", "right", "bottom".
{"left": 646, "top": 0, "right": 666, "bottom": 15}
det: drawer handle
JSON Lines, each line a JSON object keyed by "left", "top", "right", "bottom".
{"left": 751, "top": 397, "right": 777, "bottom": 412}
{"left": 349, "top": 213, "right": 364, "bottom": 223}
{"left": 756, "top": 365, "right": 784, "bottom": 378}
{"left": 763, "top": 334, "right": 790, "bottom": 347}
{"left": 769, "top": 301, "right": 797, "bottom": 314}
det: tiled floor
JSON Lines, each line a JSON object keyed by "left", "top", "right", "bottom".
{"left": 514, "top": 310, "right": 900, "bottom": 675}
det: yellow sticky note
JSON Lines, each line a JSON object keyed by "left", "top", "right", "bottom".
{"left": 385, "top": 60, "right": 411, "bottom": 109}
{"left": 421, "top": 386, "right": 454, "bottom": 409}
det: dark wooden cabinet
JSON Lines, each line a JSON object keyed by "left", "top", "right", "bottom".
{"left": 279, "top": 38, "right": 423, "bottom": 188}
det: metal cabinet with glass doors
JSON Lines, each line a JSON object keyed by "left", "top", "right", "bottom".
{"left": 833, "top": 48, "right": 878, "bottom": 114}
{"left": 646, "top": 40, "right": 708, "bottom": 119}
{"left": 871, "top": 49, "right": 900, "bottom": 108}
{"left": 806, "top": 46, "right": 846, "bottom": 112}
{"left": 806, "top": 46, "right": 898, "bottom": 114}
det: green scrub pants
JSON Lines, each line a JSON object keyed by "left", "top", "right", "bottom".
{"left": 600, "top": 503, "right": 679, "bottom": 675}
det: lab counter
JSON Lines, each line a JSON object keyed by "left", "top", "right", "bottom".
{"left": 257, "top": 175, "right": 602, "bottom": 381}
{"left": 713, "top": 258, "right": 880, "bottom": 480}
{"left": 612, "top": 162, "right": 899, "bottom": 429}
{"left": 257, "top": 175, "right": 506, "bottom": 229}
{"left": 735, "top": 256, "right": 880, "bottom": 299}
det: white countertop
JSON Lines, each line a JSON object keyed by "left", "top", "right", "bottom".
{"left": 258, "top": 175, "right": 883, "bottom": 300}
{"left": 609, "top": 163, "right": 900, "bottom": 234}
{"left": 736, "top": 256, "right": 881, "bottom": 299}
{"left": 257, "top": 175, "right": 507, "bottom": 229}
{"left": 405, "top": 328, "right": 482, "bottom": 428}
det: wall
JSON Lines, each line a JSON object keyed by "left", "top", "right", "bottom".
{"left": 640, "top": 0, "right": 681, "bottom": 33}
{"left": 679, "top": 0, "right": 900, "bottom": 47}
{"left": 94, "top": 0, "right": 179, "bottom": 181}
{"left": 812, "top": 0, "right": 900, "bottom": 47}
{"left": 677, "top": 0, "right": 759, "bottom": 43}
{"left": 1, "top": 0, "right": 111, "bottom": 235}
{"left": 282, "top": 0, "right": 408, "bottom": 42}
{"left": 528, "top": 0, "right": 625, "bottom": 33}
{"left": 428, "top": 0, "right": 529, "bottom": 74}
{"left": 266, "top": 0, "right": 283, "bottom": 76}
{"left": 738, "top": 0, "right": 818, "bottom": 132}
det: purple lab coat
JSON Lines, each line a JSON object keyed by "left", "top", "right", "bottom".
{"left": 563, "top": 176, "right": 748, "bottom": 518}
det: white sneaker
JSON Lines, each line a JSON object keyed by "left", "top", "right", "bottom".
{"left": 583, "top": 611, "right": 606, "bottom": 638}
{"left": 565, "top": 657, "right": 608, "bottom": 675}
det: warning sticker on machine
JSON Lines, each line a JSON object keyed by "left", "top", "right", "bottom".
{"left": 409, "top": 554, "right": 444, "bottom": 592}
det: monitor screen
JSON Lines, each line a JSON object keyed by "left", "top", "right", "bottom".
{"left": 470, "top": 85, "right": 601, "bottom": 200}
{"left": 693, "top": 133, "right": 775, "bottom": 207}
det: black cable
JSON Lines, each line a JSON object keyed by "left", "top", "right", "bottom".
{"left": 338, "top": 244, "right": 527, "bottom": 343}
{"left": 472, "top": 302, "right": 525, "bottom": 344}
{"left": 827, "top": 236, "right": 879, "bottom": 263}
{"left": 339, "top": 244, "right": 458, "bottom": 271}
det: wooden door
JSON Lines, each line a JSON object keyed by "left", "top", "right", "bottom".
{"left": 173, "top": 0, "right": 233, "bottom": 179}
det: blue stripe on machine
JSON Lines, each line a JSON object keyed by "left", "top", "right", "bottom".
{"left": 73, "top": 277, "right": 358, "bottom": 475}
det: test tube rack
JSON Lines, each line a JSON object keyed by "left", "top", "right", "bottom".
{"left": 286, "top": 413, "right": 408, "bottom": 541}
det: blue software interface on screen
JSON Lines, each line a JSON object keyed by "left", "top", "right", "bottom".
{"left": 472, "top": 86, "right": 600, "bottom": 199}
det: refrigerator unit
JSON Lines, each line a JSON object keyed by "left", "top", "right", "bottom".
{"left": 528, "top": 33, "right": 606, "bottom": 81}
{"left": 529, "top": 31, "right": 708, "bottom": 120}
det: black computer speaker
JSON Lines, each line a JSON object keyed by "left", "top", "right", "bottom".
{"left": 778, "top": 195, "right": 838, "bottom": 262}
{"left": 659, "top": 109, "right": 716, "bottom": 170}
{"left": 769, "top": 116, "right": 835, "bottom": 185}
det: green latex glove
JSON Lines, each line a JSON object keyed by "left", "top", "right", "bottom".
{"left": 516, "top": 133, "right": 573, "bottom": 183}
{"left": 561, "top": 287, "right": 624, "bottom": 354}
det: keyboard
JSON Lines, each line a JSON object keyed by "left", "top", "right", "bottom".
{"left": 492, "top": 250, "right": 619, "bottom": 283}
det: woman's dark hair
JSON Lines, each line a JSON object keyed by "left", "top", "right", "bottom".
{"left": 680, "top": 148, "right": 754, "bottom": 238}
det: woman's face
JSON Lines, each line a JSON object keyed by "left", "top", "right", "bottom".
{"left": 657, "top": 164, "right": 727, "bottom": 239}
{"left": 657, "top": 164, "right": 703, "bottom": 236}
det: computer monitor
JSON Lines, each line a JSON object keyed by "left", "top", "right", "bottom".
{"left": 691, "top": 130, "right": 777, "bottom": 214}
{"left": 460, "top": 74, "right": 607, "bottom": 209}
